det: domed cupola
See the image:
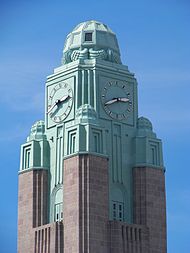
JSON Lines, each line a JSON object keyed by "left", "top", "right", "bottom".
{"left": 75, "top": 104, "right": 98, "bottom": 124}
{"left": 137, "top": 117, "right": 156, "bottom": 138}
{"left": 27, "top": 120, "right": 46, "bottom": 141}
{"left": 134, "top": 117, "right": 164, "bottom": 168}
{"left": 62, "top": 20, "right": 121, "bottom": 64}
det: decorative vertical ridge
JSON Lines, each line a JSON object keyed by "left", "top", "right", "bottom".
{"left": 60, "top": 135, "right": 63, "bottom": 184}
{"left": 90, "top": 70, "right": 94, "bottom": 107}
{"left": 93, "top": 70, "right": 97, "bottom": 110}
{"left": 78, "top": 70, "right": 82, "bottom": 108}
{"left": 112, "top": 124, "right": 122, "bottom": 183}
{"left": 88, "top": 70, "right": 91, "bottom": 105}
{"left": 33, "top": 222, "right": 63, "bottom": 253}
{"left": 55, "top": 127, "right": 63, "bottom": 186}
{"left": 82, "top": 70, "right": 88, "bottom": 105}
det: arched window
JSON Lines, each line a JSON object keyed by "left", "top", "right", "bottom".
{"left": 51, "top": 186, "right": 63, "bottom": 222}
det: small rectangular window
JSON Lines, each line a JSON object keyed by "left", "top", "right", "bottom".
{"left": 85, "top": 33, "right": 92, "bottom": 41}
{"left": 55, "top": 202, "right": 63, "bottom": 222}
{"left": 27, "top": 151, "right": 30, "bottom": 168}
{"left": 112, "top": 201, "right": 124, "bottom": 221}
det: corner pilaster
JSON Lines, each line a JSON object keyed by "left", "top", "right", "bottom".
{"left": 63, "top": 154, "right": 109, "bottom": 253}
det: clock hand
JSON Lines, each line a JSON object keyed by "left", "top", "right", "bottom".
{"left": 117, "top": 97, "right": 130, "bottom": 102}
{"left": 47, "top": 102, "right": 57, "bottom": 114}
{"left": 104, "top": 98, "right": 118, "bottom": 105}
{"left": 47, "top": 95, "right": 71, "bottom": 114}
{"left": 59, "top": 94, "right": 70, "bottom": 103}
{"left": 104, "top": 97, "right": 130, "bottom": 105}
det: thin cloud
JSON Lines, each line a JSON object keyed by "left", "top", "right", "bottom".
{"left": 137, "top": 69, "right": 190, "bottom": 86}
{"left": 10, "top": 92, "right": 44, "bottom": 113}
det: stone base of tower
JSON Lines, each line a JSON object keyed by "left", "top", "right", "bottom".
{"left": 63, "top": 154, "right": 109, "bottom": 253}
{"left": 133, "top": 167, "right": 167, "bottom": 253}
{"left": 17, "top": 169, "right": 49, "bottom": 253}
{"left": 18, "top": 156, "right": 166, "bottom": 253}
{"left": 17, "top": 168, "right": 64, "bottom": 253}
{"left": 109, "top": 221, "right": 150, "bottom": 253}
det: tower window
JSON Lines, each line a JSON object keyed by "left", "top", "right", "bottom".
{"left": 24, "top": 148, "right": 31, "bottom": 169}
{"left": 85, "top": 33, "right": 92, "bottom": 41}
{"left": 112, "top": 201, "right": 124, "bottom": 221}
{"left": 68, "top": 130, "right": 77, "bottom": 155}
{"left": 54, "top": 202, "right": 63, "bottom": 222}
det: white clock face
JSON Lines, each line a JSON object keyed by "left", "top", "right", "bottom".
{"left": 101, "top": 80, "right": 132, "bottom": 120}
{"left": 47, "top": 82, "right": 73, "bottom": 123}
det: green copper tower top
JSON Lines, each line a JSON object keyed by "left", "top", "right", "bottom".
{"left": 19, "top": 20, "right": 164, "bottom": 224}
{"left": 62, "top": 20, "right": 121, "bottom": 65}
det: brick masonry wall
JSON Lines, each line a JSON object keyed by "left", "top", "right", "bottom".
{"left": 133, "top": 167, "right": 167, "bottom": 253}
{"left": 17, "top": 169, "right": 48, "bottom": 253}
{"left": 18, "top": 170, "right": 34, "bottom": 253}
{"left": 34, "top": 222, "right": 63, "bottom": 253}
{"left": 109, "top": 221, "right": 149, "bottom": 253}
{"left": 33, "top": 170, "right": 48, "bottom": 228}
{"left": 63, "top": 154, "right": 109, "bottom": 253}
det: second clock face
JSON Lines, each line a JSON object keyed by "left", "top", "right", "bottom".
{"left": 101, "top": 80, "right": 132, "bottom": 120}
{"left": 48, "top": 82, "right": 73, "bottom": 123}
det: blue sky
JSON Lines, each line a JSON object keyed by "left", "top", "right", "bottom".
{"left": 0, "top": 0, "right": 190, "bottom": 252}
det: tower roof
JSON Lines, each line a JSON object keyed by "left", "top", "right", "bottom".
{"left": 62, "top": 20, "right": 121, "bottom": 64}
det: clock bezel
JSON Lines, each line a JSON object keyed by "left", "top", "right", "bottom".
{"left": 48, "top": 82, "right": 73, "bottom": 123}
{"left": 101, "top": 80, "right": 132, "bottom": 120}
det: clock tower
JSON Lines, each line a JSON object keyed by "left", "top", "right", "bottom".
{"left": 18, "top": 21, "right": 167, "bottom": 253}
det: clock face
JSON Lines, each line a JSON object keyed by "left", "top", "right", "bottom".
{"left": 47, "top": 82, "right": 73, "bottom": 123}
{"left": 101, "top": 81, "right": 132, "bottom": 120}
